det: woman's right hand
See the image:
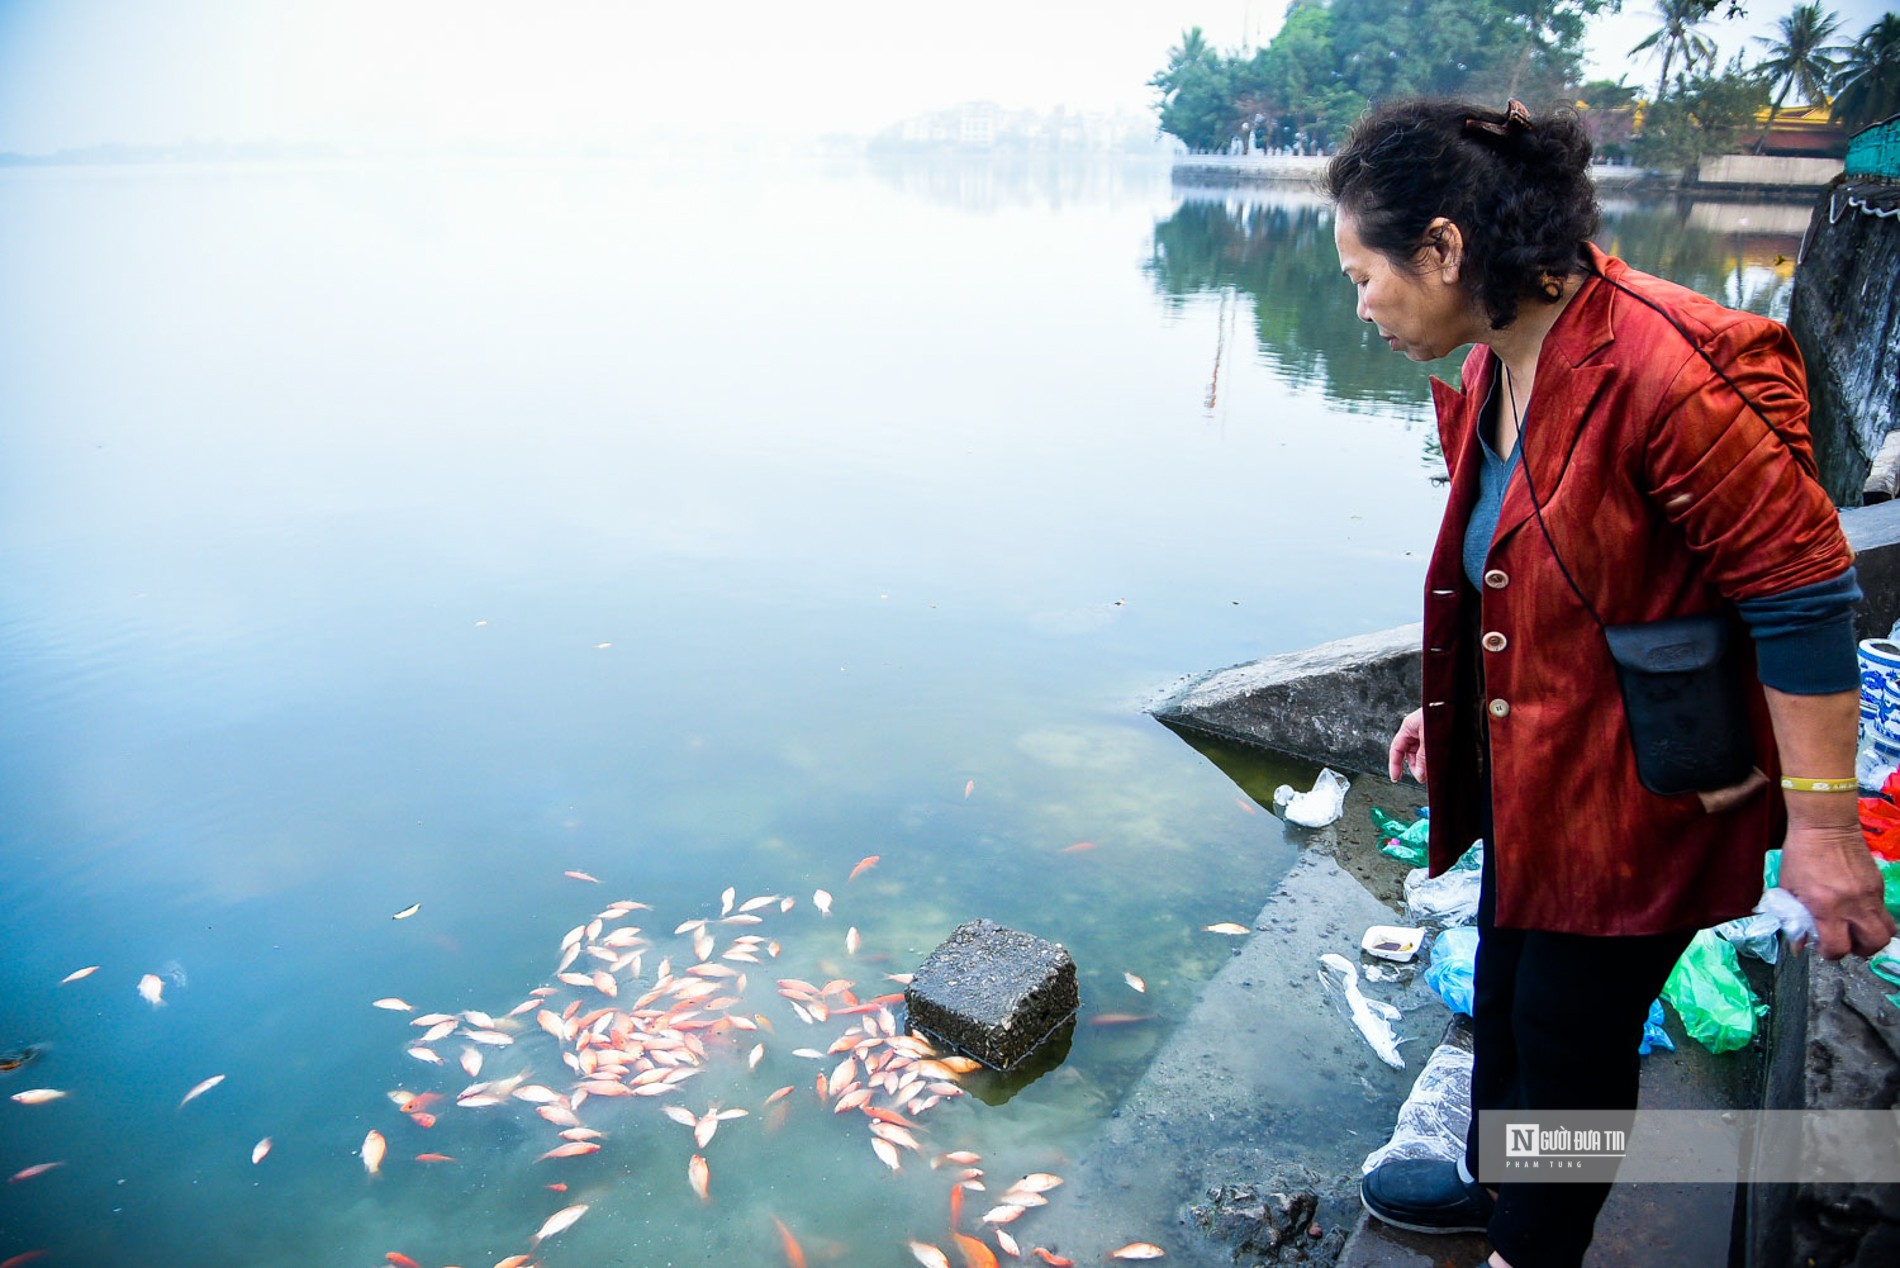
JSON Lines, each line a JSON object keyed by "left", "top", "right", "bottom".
{"left": 1389, "top": 708, "right": 1427, "bottom": 783}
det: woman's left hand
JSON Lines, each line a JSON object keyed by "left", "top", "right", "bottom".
{"left": 1778, "top": 822, "right": 1897, "bottom": 959}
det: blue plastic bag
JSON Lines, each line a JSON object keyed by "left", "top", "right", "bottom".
{"left": 1423, "top": 926, "right": 1479, "bottom": 1016}
{"left": 1425, "top": 926, "right": 1676, "bottom": 1055}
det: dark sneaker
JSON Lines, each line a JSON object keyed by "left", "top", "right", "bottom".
{"left": 1360, "top": 1158, "right": 1495, "bottom": 1234}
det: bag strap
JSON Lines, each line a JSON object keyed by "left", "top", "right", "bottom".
{"left": 1509, "top": 261, "right": 1780, "bottom": 629}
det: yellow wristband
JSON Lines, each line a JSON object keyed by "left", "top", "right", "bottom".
{"left": 1779, "top": 776, "right": 1859, "bottom": 793}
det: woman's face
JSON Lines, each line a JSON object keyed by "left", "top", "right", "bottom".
{"left": 1333, "top": 210, "right": 1479, "bottom": 362}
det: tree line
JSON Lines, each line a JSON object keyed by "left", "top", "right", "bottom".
{"left": 1151, "top": 0, "right": 1900, "bottom": 164}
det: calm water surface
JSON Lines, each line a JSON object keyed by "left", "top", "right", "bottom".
{"left": 0, "top": 155, "right": 1797, "bottom": 1266}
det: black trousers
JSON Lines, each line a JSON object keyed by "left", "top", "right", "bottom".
{"left": 1462, "top": 790, "right": 1695, "bottom": 1268}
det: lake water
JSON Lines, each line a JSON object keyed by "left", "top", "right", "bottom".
{"left": 0, "top": 154, "right": 1799, "bottom": 1266}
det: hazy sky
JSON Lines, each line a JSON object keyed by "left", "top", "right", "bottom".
{"left": 0, "top": 0, "right": 1892, "bottom": 152}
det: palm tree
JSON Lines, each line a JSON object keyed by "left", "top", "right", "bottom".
{"left": 1150, "top": 27, "right": 1216, "bottom": 102}
{"left": 1832, "top": 14, "right": 1900, "bottom": 135}
{"left": 1630, "top": 0, "right": 1719, "bottom": 103}
{"left": 1754, "top": 3, "right": 1849, "bottom": 153}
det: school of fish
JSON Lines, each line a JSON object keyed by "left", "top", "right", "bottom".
{"left": 356, "top": 866, "right": 1163, "bottom": 1265}
{"left": 5, "top": 854, "right": 1190, "bottom": 1265}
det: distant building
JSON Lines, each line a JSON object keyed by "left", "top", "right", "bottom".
{"left": 1738, "top": 101, "right": 1848, "bottom": 158}
{"left": 873, "top": 102, "right": 1164, "bottom": 155}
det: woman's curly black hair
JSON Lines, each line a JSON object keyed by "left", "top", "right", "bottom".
{"left": 1324, "top": 98, "right": 1600, "bottom": 330}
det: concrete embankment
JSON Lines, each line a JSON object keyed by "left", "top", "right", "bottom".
{"left": 1171, "top": 155, "right": 1659, "bottom": 193}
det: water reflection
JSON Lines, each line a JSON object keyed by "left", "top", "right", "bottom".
{"left": 1146, "top": 193, "right": 1439, "bottom": 418}
{"left": 1149, "top": 188, "right": 1807, "bottom": 413}
{"left": 863, "top": 151, "right": 1174, "bottom": 213}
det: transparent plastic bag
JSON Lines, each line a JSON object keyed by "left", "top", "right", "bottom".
{"left": 1361, "top": 1040, "right": 1473, "bottom": 1173}
{"left": 1714, "top": 911, "right": 1782, "bottom": 965}
{"left": 1274, "top": 768, "right": 1349, "bottom": 828}
{"left": 1404, "top": 857, "right": 1482, "bottom": 927}
{"left": 1662, "top": 929, "right": 1766, "bottom": 1054}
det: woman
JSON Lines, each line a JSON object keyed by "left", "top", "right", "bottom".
{"left": 1326, "top": 98, "right": 1895, "bottom": 1268}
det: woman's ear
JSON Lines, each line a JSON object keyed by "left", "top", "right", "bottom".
{"left": 1421, "top": 217, "right": 1463, "bottom": 283}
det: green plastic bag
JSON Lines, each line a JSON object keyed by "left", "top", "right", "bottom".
{"left": 1372, "top": 807, "right": 1430, "bottom": 867}
{"left": 1662, "top": 929, "right": 1768, "bottom": 1054}
{"left": 1882, "top": 858, "right": 1900, "bottom": 923}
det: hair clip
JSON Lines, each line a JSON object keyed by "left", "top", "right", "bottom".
{"left": 1464, "top": 99, "right": 1534, "bottom": 139}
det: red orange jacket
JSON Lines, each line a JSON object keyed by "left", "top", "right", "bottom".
{"left": 1421, "top": 245, "right": 1854, "bottom": 935}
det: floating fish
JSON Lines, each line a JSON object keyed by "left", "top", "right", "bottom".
{"left": 251, "top": 1138, "right": 271, "bottom": 1165}
{"left": 8, "top": 1090, "right": 65, "bottom": 1106}
{"left": 0, "top": 1045, "right": 44, "bottom": 1073}
{"left": 137, "top": 974, "right": 165, "bottom": 1007}
{"left": 908, "top": 1242, "right": 952, "bottom": 1268}
{"left": 1060, "top": 841, "right": 1096, "bottom": 853}
{"left": 7, "top": 1163, "right": 61, "bottom": 1183}
{"left": 1089, "top": 1013, "right": 1152, "bottom": 1027}
{"left": 1123, "top": 973, "right": 1146, "bottom": 993}
{"left": 872, "top": 1138, "right": 901, "bottom": 1171}
{"left": 1030, "top": 1251, "right": 1075, "bottom": 1266}
{"left": 688, "top": 1153, "right": 710, "bottom": 1202}
{"left": 963, "top": 781, "right": 975, "bottom": 798}
{"left": 1011, "top": 1173, "right": 1064, "bottom": 1193}
{"left": 848, "top": 855, "right": 879, "bottom": 881}
{"left": 1110, "top": 1245, "right": 1166, "bottom": 1260}
{"left": 564, "top": 871, "right": 601, "bottom": 884}
{"left": 361, "top": 1129, "right": 386, "bottom": 1175}
{"left": 372, "top": 998, "right": 413, "bottom": 1012}
{"left": 414, "top": 1152, "right": 456, "bottom": 1163}
{"left": 59, "top": 966, "right": 99, "bottom": 984}
{"left": 813, "top": 890, "right": 833, "bottom": 916}
{"left": 536, "top": 1142, "right": 600, "bottom": 1161}
{"left": 953, "top": 1233, "right": 999, "bottom": 1268}
{"left": 391, "top": 903, "right": 421, "bottom": 920}
{"left": 995, "top": 1230, "right": 1021, "bottom": 1258}
{"left": 534, "top": 1203, "right": 590, "bottom": 1242}
{"left": 1202, "top": 923, "right": 1251, "bottom": 936}
{"left": 179, "top": 1074, "right": 225, "bottom": 1107}
{"left": 385, "top": 1254, "right": 423, "bottom": 1268}
{"left": 721, "top": 887, "right": 736, "bottom": 916}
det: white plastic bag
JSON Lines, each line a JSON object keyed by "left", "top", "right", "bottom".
{"left": 1272, "top": 768, "right": 1350, "bottom": 828}
{"left": 1318, "top": 952, "right": 1404, "bottom": 1069}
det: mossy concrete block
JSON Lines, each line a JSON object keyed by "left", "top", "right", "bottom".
{"left": 904, "top": 919, "right": 1078, "bottom": 1071}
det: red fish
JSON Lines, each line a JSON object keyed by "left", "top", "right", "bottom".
{"left": 773, "top": 1216, "right": 808, "bottom": 1268}
{"left": 385, "top": 1255, "right": 423, "bottom": 1268}
{"left": 7, "top": 1162, "right": 61, "bottom": 1183}
{"left": 1060, "top": 841, "right": 1097, "bottom": 853}
{"left": 952, "top": 1232, "right": 999, "bottom": 1268}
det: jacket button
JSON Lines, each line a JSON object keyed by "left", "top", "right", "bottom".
{"left": 1481, "top": 631, "right": 1508, "bottom": 652}
{"left": 1484, "top": 569, "right": 1509, "bottom": 589}
{"left": 1488, "top": 698, "right": 1511, "bottom": 718}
